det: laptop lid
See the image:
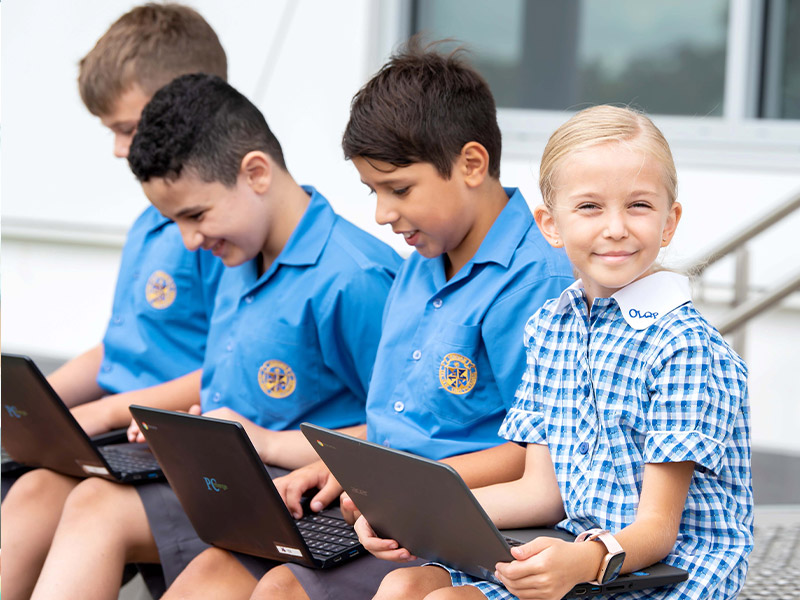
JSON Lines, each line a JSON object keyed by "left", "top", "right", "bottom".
{"left": 129, "top": 405, "right": 363, "bottom": 568}
{"left": 1, "top": 353, "right": 161, "bottom": 482}
{"left": 301, "top": 423, "right": 688, "bottom": 598}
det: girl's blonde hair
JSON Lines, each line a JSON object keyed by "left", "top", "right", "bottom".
{"left": 539, "top": 105, "right": 677, "bottom": 209}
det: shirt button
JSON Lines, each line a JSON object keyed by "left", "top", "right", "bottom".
{"left": 393, "top": 401, "right": 405, "bottom": 413}
{"left": 132, "top": 271, "right": 140, "bottom": 280}
{"left": 213, "top": 392, "right": 222, "bottom": 403}
{"left": 101, "top": 364, "right": 112, "bottom": 373}
{"left": 432, "top": 298, "right": 443, "bottom": 308}
{"left": 578, "top": 441, "right": 589, "bottom": 455}
{"left": 245, "top": 296, "right": 254, "bottom": 304}
{"left": 226, "top": 342, "right": 233, "bottom": 352}
{"left": 412, "top": 350, "right": 422, "bottom": 360}
{"left": 583, "top": 384, "right": 591, "bottom": 397}
{"left": 113, "top": 315, "right": 123, "bottom": 325}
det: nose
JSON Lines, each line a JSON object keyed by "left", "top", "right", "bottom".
{"left": 113, "top": 134, "right": 131, "bottom": 159}
{"left": 374, "top": 194, "right": 399, "bottom": 226}
{"left": 179, "top": 224, "right": 205, "bottom": 252}
{"left": 603, "top": 209, "right": 629, "bottom": 240}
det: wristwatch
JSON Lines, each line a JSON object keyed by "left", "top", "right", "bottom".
{"left": 575, "top": 528, "right": 626, "bottom": 585}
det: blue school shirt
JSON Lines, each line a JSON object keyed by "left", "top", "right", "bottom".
{"left": 98, "top": 206, "right": 223, "bottom": 394}
{"left": 200, "top": 186, "right": 400, "bottom": 430}
{"left": 500, "top": 272, "right": 752, "bottom": 599}
{"left": 366, "top": 188, "right": 574, "bottom": 459}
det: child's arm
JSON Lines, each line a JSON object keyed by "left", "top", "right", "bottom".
{"left": 197, "top": 407, "right": 367, "bottom": 472}
{"left": 440, "top": 441, "right": 526, "bottom": 488}
{"left": 46, "top": 343, "right": 106, "bottom": 407}
{"left": 71, "top": 369, "right": 202, "bottom": 436}
{"left": 495, "top": 461, "right": 694, "bottom": 600}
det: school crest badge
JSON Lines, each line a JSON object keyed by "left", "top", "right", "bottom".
{"left": 145, "top": 270, "right": 177, "bottom": 309}
{"left": 439, "top": 353, "right": 477, "bottom": 395}
{"left": 258, "top": 359, "right": 296, "bottom": 398}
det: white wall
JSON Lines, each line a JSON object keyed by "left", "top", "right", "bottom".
{"left": 2, "top": 1, "right": 800, "bottom": 450}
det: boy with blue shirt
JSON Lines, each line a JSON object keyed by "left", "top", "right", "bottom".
{"left": 29, "top": 73, "right": 400, "bottom": 600}
{"left": 159, "top": 40, "right": 574, "bottom": 600}
{"left": 1, "top": 6, "right": 227, "bottom": 600}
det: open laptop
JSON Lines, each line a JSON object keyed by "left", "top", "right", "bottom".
{"left": 1, "top": 353, "right": 163, "bottom": 482}
{"left": 129, "top": 405, "right": 366, "bottom": 568}
{"left": 301, "top": 423, "right": 689, "bottom": 598}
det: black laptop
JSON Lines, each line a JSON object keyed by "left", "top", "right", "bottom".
{"left": 129, "top": 405, "right": 366, "bottom": 568}
{"left": 301, "top": 423, "right": 689, "bottom": 598}
{"left": 1, "top": 353, "right": 162, "bottom": 482}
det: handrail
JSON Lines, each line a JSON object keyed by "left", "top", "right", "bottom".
{"left": 690, "top": 192, "right": 800, "bottom": 276}
{"left": 717, "top": 269, "right": 800, "bottom": 335}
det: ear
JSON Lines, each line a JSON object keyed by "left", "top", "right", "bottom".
{"left": 240, "top": 151, "right": 272, "bottom": 194}
{"left": 533, "top": 204, "right": 562, "bottom": 248}
{"left": 458, "top": 142, "right": 490, "bottom": 188}
{"left": 660, "top": 201, "right": 682, "bottom": 247}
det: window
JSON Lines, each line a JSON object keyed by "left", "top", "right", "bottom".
{"left": 411, "top": 0, "right": 798, "bottom": 121}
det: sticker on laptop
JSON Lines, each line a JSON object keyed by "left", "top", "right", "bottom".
{"left": 275, "top": 544, "right": 303, "bottom": 557}
{"left": 79, "top": 463, "right": 110, "bottom": 476}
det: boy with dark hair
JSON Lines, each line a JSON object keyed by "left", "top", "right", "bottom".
{"left": 30, "top": 73, "right": 400, "bottom": 600}
{"left": 1, "top": 6, "right": 227, "bottom": 600}
{"left": 161, "top": 39, "right": 574, "bottom": 600}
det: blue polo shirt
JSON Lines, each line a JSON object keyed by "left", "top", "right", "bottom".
{"left": 200, "top": 186, "right": 400, "bottom": 431}
{"left": 98, "top": 205, "right": 224, "bottom": 394}
{"left": 366, "top": 188, "right": 574, "bottom": 459}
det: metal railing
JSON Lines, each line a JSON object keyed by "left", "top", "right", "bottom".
{"left": 689, "top": 192, "right": 800, "bottom": 354}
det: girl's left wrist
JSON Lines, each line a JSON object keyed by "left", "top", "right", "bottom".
{"left": 573, "top": 537, "right": 608, "bottom": 583}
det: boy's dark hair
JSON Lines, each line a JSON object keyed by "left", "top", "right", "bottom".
{"left": 128, "top": 74, "right": 286, "bottom": 187}
{"left": 342, "top": 37, "right": 501, "bottom": 179}
{"left": 79, "top": 3, "right": 227, "bottom": 116}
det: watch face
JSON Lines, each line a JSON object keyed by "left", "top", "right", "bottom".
{"left": 601, "top": 552, "right": 626, "bottom": 584}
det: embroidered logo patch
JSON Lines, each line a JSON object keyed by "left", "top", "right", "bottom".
{"left": 438, "top": 353, "right": 477, "bottom": 395}
{"left": 145, "top": 270, "right": 177, "bottom": 309}
{"left": 258, "top": 360, "right": 296, "bottom": 398}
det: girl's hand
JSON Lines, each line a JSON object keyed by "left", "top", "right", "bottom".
{"left": 353, "top": 515, "right": 417, "bottom": 563}
{"left": 494, "top": 537, "right": 603, "bottom": 600}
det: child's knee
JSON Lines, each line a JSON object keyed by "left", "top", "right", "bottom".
{"left": 10, "top": 468, "right": 74, "bottom": 499}
{"left": 252, "top": 565, "right": 308, "bottom": 600}
{"left": 61, "top": 477, "right": 134, "bottom": 521}
{"left": 375, "top": 566, "right": 453, "bottom": 600}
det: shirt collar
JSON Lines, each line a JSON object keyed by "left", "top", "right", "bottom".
{"left": 275, "top": 185, "right": 334, "bottom": 267}
{"left": 470, "top": 187, "right": 533, "bottom": 269}
{"left": 554, "top": 271, "right": 691, "bottom": 330}
{"left": 143, "top": 204, "right": 173, "bottom": 233}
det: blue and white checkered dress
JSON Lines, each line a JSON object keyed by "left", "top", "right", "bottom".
{"left": 444, "top": 273, "right": 753, "bottom": 599}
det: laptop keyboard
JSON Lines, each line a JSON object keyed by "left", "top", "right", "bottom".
{"left": 98, "top": 445, "right": 160, "bottom": 474}
{"left": 295, "top": 513, "right": 361, "bottom": 560}
{"left": 739, "top": 519, "right": 800, "bottom": 599}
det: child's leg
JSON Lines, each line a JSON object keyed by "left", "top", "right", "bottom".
{"left": 163, "top": 547, "right": 257, "bottom": 600}
{"left": 0, "top": 469, "right": 81, "bottom": 600}
{"left": 30, "top": 477, "right": 160, "bottom": 600}
{"left": 374, "top": 565, "right": 455, "bottom": 600}
{"left": 250, "top": 564, "right": 310, "bottom": 600}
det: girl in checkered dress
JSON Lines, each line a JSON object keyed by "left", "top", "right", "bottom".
{"left": 355, "top": 105, "right": 752, "bottom": 600}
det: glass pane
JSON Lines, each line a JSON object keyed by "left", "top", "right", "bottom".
{"left": 762, "top": 0, "right": 800, "bottom": 119}
{"left": 413, "top": 0, "right": 729, "bottom": 116}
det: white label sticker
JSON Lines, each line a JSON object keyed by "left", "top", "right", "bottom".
{"left": 275, "top": 544, "right": 303, "bottom": 557}
{"left": 81, "top": 464, "right": 110, "bottom": 475}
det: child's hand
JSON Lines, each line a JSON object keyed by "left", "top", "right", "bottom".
{"left": 339, "top": 492, "right": 362, "bottom": 525}
{"left": 353, "top": 515, "right": 417, "bottom": 562}
{"left": 273, "top": 461, "right": 343, "bottom": 519}
{"left": 495, "top": 537, "right": 602, "bottom": 600}
{"left": 127, "top": 417, "right": 146, "bottom": 443}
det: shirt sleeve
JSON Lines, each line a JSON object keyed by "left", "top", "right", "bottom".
{"left": 317, "top": 265, "right": 396, "bottom": 400}
{"left": 643, "top": 325, "right": 745, "bottom": 476}
{"left": 482, "top": 272, "right": 572, "bottom": 413}
{"left": 497, "top": 310, "right": 548, "bottom": 445}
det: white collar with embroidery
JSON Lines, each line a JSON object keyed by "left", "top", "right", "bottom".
{"left": 554, "top": 271, "right": 692, "bottom": 330}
